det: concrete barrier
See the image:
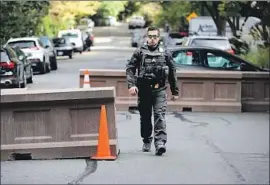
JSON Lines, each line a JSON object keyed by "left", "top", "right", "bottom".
{"left": 1, "top": 87, "right": 119, "bottom": 161}
{"left": 78, "top": 69, "right": 238, "bottom": 112}
{"left": 241, "top": 72, "right": 269, "bottom": 112}
{"left": 79, "top": 69, "right": 269, "bottom": 113}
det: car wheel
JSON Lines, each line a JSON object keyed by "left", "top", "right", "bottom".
{"left": 40, "top": 61, "right": 46, "bottom": 74}
{"left": 27, "top": 67, "right": 33, "bottom": 83}
{"left": 69, "top": 51, "right": 73, "bottom": 59}
{"left": 46, "top": 63, "right": 51, "bottom": 73}
{"left": 131, "top": 43, "right": 137, "bottom": 47}
{"left": 51, "top": 56, "right": 58, "bottom": 70}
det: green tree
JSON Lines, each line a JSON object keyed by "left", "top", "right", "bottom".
{"left": 49, "top": 1, "right": 100, "bottom": 28}
{"left": 0, "top": 1, "right": 49, "bottom": 43}
{"left": 97, "top": 1, "right": 127, "bottom": 18}
{"left": 239, "top": 1, "right": 270, "bottom": 46}
{"left": 133, "top": 2, "right": 162, "bottom": 27}
{"left": 156, "top": 1, "right": 195, "bottom": 31}
{"left": 121, "top": 1, "right": 142, "bottom": 20}
{"left": 36, "top": 1, "right": 100, "bottom": 37}
{"left": 191, "top": 1, "right": 227, "bottom": 36}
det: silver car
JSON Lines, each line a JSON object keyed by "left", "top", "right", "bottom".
{"left": 181, "top": 35, "right": 235, "bottom": 54}
{"left": 39, "top": 36, "right": 58, "bottom": 70}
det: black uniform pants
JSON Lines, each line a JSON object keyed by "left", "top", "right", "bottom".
{"left": 137, "top": 87, "right": 167, "bottom": 147}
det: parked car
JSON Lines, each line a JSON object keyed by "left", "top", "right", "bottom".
{"left": 52, "top": 37, "right": 73, "bottom": 59}
{"left": 0, "top": 45, "right": 32, "bottom": 88}
{"left": 169, "top": 46, "right": 269, "bottom": 72}
{"left": 58, "top": 29, "right": 84, "bottom": 53}
{"left": 77, "top": 18, "right": 95, "bottom": 32}
{"left": 105, "top": 16, "right": 117, "bottom": 26}
{"left": 6, "top": 37, "right": 51, "bottom": 74}
{"left": 181, "top": 35, "right": 235, "bottom": 54}
{"left": 128, "top": 16, "right": 146, "bottom": 29}
{"left": 131, "top": 30, "right": 145, "bottom": 47}
{"left": 39, "top": 36, "right": 58, "bottom": 70}
{"left": 163, "top": 32, "right": 185, "bottom": 47}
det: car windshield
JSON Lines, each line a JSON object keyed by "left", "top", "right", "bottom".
{"left": 40, "top": 37, "right": 51, "bottom": 47}
{"left": 7, "top": 40, "right": 36, "bottom": 49}
{"left": 53, "top": 38, "right": 66, "bottom": 45}
{"left": 169, "top": 33, "right": 184, "bottom": 39}
{"left": 61, "top": 33, "right": 78, "bottom": 38}
{"left": 0, "top": 51, "right": 10, "bottom": 62}
{"left": 191, "top": 39, "right": 231, "bottom": 50}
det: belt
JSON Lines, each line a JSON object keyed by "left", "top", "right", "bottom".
{"left": 151, "top": 83, "right": 160, "bottom": 89}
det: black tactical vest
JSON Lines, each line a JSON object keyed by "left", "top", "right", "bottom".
{"left": 138, "top": 45, "right": 169, "bottom": 86}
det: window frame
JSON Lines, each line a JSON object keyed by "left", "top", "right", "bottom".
{"left": 171, "top": 48, "right": 204, "bottom": 68}
{"left": 200, "top": 49, "right": 258, "bottom": 71}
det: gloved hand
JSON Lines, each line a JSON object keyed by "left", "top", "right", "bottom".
{"left": 128, "top": 86, "right": 138, "bottom": 96}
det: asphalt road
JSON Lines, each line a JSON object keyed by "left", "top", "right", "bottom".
{"left": 1, "top": 112, "right": 269, "bottom": 184}
{"left": 1, "top": 24, "right": 269, "bottom": 184}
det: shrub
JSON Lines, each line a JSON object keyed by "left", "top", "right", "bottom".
{"left": 240, "top": 47, "right": 269, "bottom": 69}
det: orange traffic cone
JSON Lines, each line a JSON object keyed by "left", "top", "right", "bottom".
{"left": 83, "top": 70, "right": 91, "bottom": 88}
{"left": 91, "top": 105, "right": 116, "bottom": 160}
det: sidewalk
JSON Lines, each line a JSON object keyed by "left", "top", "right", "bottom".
{"left": 1, "top": 112, "right": 269, "bottom": 184}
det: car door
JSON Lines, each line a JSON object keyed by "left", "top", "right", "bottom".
{"left": 200, "top": 49, "right": 258, "bottom": 71}
{"left": 171, "top": 48, "right": 206, "bottom": 70}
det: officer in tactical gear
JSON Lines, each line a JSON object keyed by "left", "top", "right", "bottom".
{"left": 126, "top": 26, "right": 179, "bottom": 156}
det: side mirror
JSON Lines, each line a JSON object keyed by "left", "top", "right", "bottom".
{"left": 240, "top": 63, "right": 249, "bottom": 71}
{"left": 45, "top": 45, "right": 50, "bottom": 49}
{"left": 18, "top": 55, "right": 24, "bottom": 61}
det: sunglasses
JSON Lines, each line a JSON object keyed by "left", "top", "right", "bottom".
{"left": 148, "top": 35, "right": 159, "bottom": 39}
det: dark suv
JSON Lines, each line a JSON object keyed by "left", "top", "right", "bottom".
{"left": 0, "top": 45, "right": 33, "bottom": 88}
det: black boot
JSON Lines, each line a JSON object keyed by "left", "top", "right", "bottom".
{"left": 155, "top": 144, "right": 166, "bottom": 156}
{"left": 142, "top": 142, "right": 151, "bottom": 152}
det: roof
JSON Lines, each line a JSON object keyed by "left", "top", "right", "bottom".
{"left": 7, "top": 37, "right": 39, "bottom": 42}
{"left": 58, "top": 29, "right": 81, "bottom": 33}
{"left": 39, "top": 36, "right": 50, "bottom": 38}
{"left": 167, "top": 45, "right": 223, "bottom": 51}
{"left": 188, "top": 35, "right": 229, "bottom": 40}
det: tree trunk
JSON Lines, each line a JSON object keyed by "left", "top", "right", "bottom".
{"left": 227, "top": 17, "right": 237, "bottom": 37}
{"left": 200, "top": 3, "right": 205, "bottom": 16}
{"left": 239, "top": 16, "right": 249, "bottom": 34}
{"left": 217, "top": 16, "right": 226, "bottom": 36}
{"left": 236, "top": 17, "right": 240, "bottom": 31}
